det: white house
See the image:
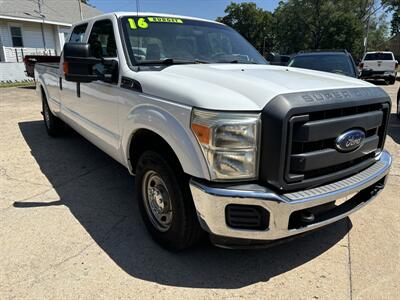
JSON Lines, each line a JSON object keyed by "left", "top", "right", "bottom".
{"left": 0, "top": 0, "right": 101, "bottom": 82}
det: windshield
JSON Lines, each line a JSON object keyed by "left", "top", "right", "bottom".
{"left": 364, "top": 53, "right": 393, "bottom": 60}
{"left": 288, "top": 54, "right": 355, "bottom": 77}
{"left": 121, "top": 16, "right": 267, "bottom": 65}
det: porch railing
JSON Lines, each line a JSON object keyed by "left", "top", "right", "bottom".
{"left": 3, "top": 47, "right": 57, "bottom": 63}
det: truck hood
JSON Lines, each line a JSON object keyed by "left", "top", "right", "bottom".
{"left": 137, "top": 64, "right": 375, "bottom": 111}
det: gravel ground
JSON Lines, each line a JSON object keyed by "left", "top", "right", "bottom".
{"left": 0, "top": 82, "right": 399, "bottom": 299}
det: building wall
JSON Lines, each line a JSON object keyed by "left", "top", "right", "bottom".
{"left": 0, "top": 20, "right": 56, "bottom": 49}
{"left": 54, "top": 26, "right": 71, "bottom": 55}
{"left": 0, "top": 20, "right": 67, "bottom": 81}
{"left": 0, "top": 62, "right": 31, "bottom": 82}
{"left": 0, "top": 32, "right": 4, "bottom": 61}
{"left": 0, "top": 19, "right": 60, "bottom": 63}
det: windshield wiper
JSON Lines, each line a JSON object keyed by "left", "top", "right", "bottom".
{"left": 137, "top": 58, "right": 209, "bottom": 66}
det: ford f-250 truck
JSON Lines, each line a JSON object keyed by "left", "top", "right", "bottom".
{"left": 35, "top": 13, "right": 392, "bottom": 250}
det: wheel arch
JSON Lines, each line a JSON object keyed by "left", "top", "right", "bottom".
{"left": 122, "top": 105, "right": 210, "bottom": 180}
{"left": 128, "top": 129, "right": 180, "bottom": 173}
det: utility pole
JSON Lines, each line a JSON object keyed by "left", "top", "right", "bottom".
{"left": 364, "top": 15, "right": 371, "bottom": 53}
{"left": 363, "top": 1, "right": 384, "bottom": 54}
{"left": 263, "top": 36, "right": 267, "bottom": 57}
{"left": 78, "top": 0, "right": 84, "bottom": 21}
{"left": 38, "top": 0, "right": 46, "bottom": 52}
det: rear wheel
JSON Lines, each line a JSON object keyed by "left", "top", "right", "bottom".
{"left": 388, "top": 76, "right": 396, "bottom": 85}
{"left": 42, "top": 93, "right": 65, "bottom": 137}
{"left": 135, "top": 151, "right": 203, "bottom": 251}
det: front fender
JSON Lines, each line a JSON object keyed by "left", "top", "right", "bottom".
{"left": 121, "top": 104, "right": 211, "bottom": 180}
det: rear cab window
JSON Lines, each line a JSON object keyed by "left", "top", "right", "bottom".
{"left": 364, "top": 53, "right": 394, "bottom": 61}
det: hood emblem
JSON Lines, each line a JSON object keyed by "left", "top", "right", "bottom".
{"left": 335, "top": 129, "right": 365, "bottom": 152}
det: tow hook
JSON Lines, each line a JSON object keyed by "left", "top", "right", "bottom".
{"left": 301, "top": 211, "right": 315, "bottom": 223}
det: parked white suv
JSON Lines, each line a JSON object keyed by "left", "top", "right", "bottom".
{"left": 360, "top": 51, "right": 398, "bottom": 84}
{"left": 35, "top": 13, "right": 392, "bottom": 250}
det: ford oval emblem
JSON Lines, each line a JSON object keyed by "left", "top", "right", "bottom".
{"left": 335, "top": 129, "right": 365, "bottom": 152}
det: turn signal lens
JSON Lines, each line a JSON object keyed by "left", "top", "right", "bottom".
{"left": 191, "top": 123, "right": 210, "bottom": 144}
{"left": 63, "top": 62, "right": 69, "bottom": 75}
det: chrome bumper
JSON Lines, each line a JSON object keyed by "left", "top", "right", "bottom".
{"left": 189, "top": 150, "right": 392, "bottom": 242}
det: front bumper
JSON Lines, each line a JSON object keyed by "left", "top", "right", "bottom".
{"left": 190, "top": 150, "right": 392, "bottom": 246}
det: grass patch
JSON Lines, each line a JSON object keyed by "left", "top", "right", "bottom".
{"left": 0, "top": 81, "right": 35, "bottom": 88}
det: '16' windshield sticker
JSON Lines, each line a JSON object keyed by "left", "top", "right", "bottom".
{"left": 128, "top": 17, "right": 183, "bottom": 30}
{"left": 128, "top": 18, "right": 148, "bottom": 29}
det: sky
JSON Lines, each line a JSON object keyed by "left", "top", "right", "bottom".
{"left": 89, "top": 0, "right": 281, "bottom": 20}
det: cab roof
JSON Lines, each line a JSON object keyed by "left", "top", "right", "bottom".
{"left": 73, "top": 11, "right": 223, "bottom": 26}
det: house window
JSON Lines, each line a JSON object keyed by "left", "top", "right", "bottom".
{"left": 10, "top": 26, "right": 23, "bottom": 47}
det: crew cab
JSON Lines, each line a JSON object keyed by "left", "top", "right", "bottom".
{"left": 360, "top": 51, "right": 398, "bottom": 84}
{"left": 35, "top": 13, "right": 392, "bottom": 250}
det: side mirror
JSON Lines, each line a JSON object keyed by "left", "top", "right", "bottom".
{"left": 63, "top": 43, "right": 101, "bottom": 83}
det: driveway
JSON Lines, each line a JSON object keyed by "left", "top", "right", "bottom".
{"left": 0, "top": 82, "right": 399, "bottom": 299}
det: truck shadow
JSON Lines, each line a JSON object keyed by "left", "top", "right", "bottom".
{"left": 17, "top": 120, "right": 350, "bottom": 289}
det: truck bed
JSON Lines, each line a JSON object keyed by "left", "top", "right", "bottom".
{"left": 24, "top": 55, "right": 60, "bottom": 78}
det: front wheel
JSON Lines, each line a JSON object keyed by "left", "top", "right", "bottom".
{"left": 135, "top": 151, "right": 203, "bottom": 251}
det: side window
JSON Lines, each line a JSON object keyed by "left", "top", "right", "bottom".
{"left": 69, "top": 24, "right": 88, "bottom": 43}
{"left": 10, "top": 26, "right": 23, "bottom": 47}
{"left": 88, "top": 20, "right": 117, "bottom": 58}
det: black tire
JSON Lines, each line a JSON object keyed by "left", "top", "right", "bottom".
{"left": 135, "top": 151, "right": 203, "bottom": 251}
{"left": 397, "top": 94, "right": 400, "bottom": 120}
{"left": 388, "top": 76, "right": 396, "bottom": 85}
{"left": 42, "top": 93, "right": 65, "bottom": 137}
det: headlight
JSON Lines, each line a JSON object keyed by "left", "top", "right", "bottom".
{"left": 191, "top": 108, "right": 260, "bottom": 180}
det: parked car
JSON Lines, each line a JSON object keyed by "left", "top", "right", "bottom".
{"left": 288, "top": 50, "right": 359, "bottom": 77}
{"left": 359, "top": 51, "right": 398, "bottom": 84}
{"left": 35, "top": 13, "right": 392, "bottom": 250}
{"left": 24, "top": 55, "right": 60, "bottom": 78}
{"left": 266, "top": 53, "right": 291, "bottom": 66}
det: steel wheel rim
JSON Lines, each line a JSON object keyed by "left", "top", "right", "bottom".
{"left": 142, "top": 170, "right": 173, "bottom": 232}
{"left": 44, "top": 104, "right": 50, "bottom": 128}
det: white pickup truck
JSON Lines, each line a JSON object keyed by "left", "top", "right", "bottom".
{"left": 360, "top": 51, "right": 398, "bottom": 84}
{"left": 35, "top": 12, "right": 392, "bottom": 250}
